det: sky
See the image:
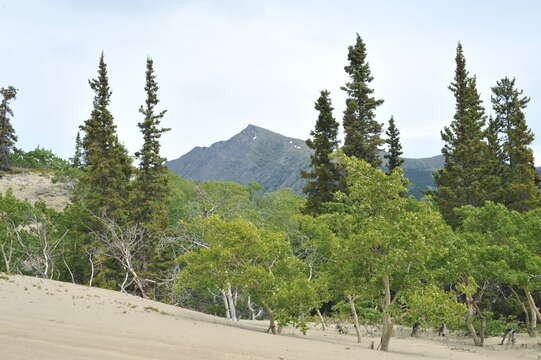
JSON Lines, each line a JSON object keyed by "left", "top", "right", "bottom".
{"left": 2, "top": 0, "right": 541, "bottom": 162}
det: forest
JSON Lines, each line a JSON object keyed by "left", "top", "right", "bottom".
{"left": 0, "top": 34, "right": 540, "bottom": 352}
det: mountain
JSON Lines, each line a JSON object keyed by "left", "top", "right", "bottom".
{"left": 167, "top": 124, "right": 538, "bottom": 197}
{"left": 167, "top": 125, "right": 312, "bottom": 193}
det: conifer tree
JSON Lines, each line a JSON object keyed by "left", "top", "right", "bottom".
{"left": 341, "top": 34, "right": 384, "bottom": 167}
{"left": 131, "top": 58, "right": 172, "bottom": 297}
{"left": 70, "top": 131, "right": 84, "bottom": 168}
{"left": 482, "top": 116, "right": 506, "bottom": 203}
{"left": 301, "top": 90, "right": 340, "bottom": 215}
{"left": 132, "top": 58, "right": 171, "bottom": 231}
{"left": 79, "top": 53, "right": 133, "bottom": 221}
{"left": 432, "top": 43, "right": 488, "bottom": 226}
{"left": 384, "top": 116, "right": 404, "bottom": 174}
{"left": 491, "top": 77, "right": 539, "bottom": 211}
{"left": 0, "top": 86, "right": 18, "bottom": 171}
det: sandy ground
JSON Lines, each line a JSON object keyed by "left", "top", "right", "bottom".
{"left": 0, "top": 171, "right": 71, "bottom": 211}
{"left": 0, "top": 274, "right": 539, "bottom": 360}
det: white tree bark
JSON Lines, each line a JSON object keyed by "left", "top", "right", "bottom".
{"left": 379, "top": 274, "right": 394, "bottom": 351}
{"left": 348, "top": 294, "right": 362, "bottom": 343}
{"left": 226, "top": 287, "right": 238, "bottom": 321}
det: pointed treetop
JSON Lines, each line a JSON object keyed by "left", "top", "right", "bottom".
{"left": 384, "top": 116, "right": 404, "bottom": 174}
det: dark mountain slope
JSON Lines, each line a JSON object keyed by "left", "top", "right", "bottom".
{"left": 167, "top": 125, "right": 311, "bottom": 193}
{"left": 167, "top": 125, "right": 538, "bottom": 197}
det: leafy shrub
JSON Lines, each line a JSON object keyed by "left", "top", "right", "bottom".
{"left": 10, "top": 147, "right": 69, "bottom": 171}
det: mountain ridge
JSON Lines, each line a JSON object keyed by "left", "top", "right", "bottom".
{"left": 166, "top": 125, "right": 446, "bottom": 197}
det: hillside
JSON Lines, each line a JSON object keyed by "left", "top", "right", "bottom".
{"left": 167, "top": 125, "right": 312, "bottom": 193}
{"left": 1, "top": 274, "right": 537, "bottom": 360}
{"left": 166, "top": 125, "right": 444, "bottom": 197}
{"left": 0, "top": 171, "right": 71, "bottom": 211}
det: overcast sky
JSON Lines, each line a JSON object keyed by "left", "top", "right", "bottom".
{"left": 2, "top": 0, "right": 541, "bottom": 162}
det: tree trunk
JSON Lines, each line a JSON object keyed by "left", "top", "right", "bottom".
{"left": 222, "top": 290, "right": 231, "bottom": 319}
{"left": 247, "top": 296, "right": 255, "bottom": 320}
{"left": 524, "top": 287, "right": 541, "bottom": 323}
{"left": 379, "top": 274, "right": 394, "bottom": 351}
{"left": 263, "top": 304, "right": 277, "bottom": 334}
{"left": 510, "top": 287, "right": 534, "bottom": 337}
{"left": 226, "top": 287, "right": 238, "bottom": 321}
{"left": 465, "top": 294, "right": 483, "bottom": 346}
{"left": 316, "top": 309, "right": 327, "bottom": 331}
{"left": 348, "top": 294, "right": 362, "bottom": 343}
{"left": 88, "top": 252, "right": 95, "bottom": 287}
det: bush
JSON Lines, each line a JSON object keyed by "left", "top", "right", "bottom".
{"left": 10, "top": 147, "right": 69, "bottom": 171}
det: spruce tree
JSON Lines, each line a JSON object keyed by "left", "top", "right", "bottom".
{"left": 341, "top": 34, "right": 384, "bottom": 167}
{"left": 432, "top": 43, "right": 488, "bottom": 226}
{"left": 482, "top": 116, "right": 506, "bottom": 204}
{"left": 131, "top": 58, "right": 172, "bottom": 298}
{"left": 132, "top": 58, "right": 171, "bottom": 231}
{"left": 79, "top": 53, "right": 133, "bottom": 222}
{"left": 301, "top": 90, "right": 340, "bottom": 215}
{"left": 70, "top": 131, "right": 84, "bottom": 168}
{"left": 383, "top": 116, "right": 404, "bottom": 174}
{"left": 0, "top": 86, "right": 18, "bottom": 171}
{"left": 491, "top": 77, "right": 539, "bottom": 211}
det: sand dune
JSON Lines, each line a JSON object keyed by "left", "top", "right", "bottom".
{"left": 0, "top": 274, "right": 538, "bottom": 360}
{"left": 0, "top": 172, "right": 71, "bottom": 211}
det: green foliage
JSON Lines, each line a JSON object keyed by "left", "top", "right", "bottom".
{"left": 402, "top": 285, "right": 466, "bottom": 329}
{"left": 432, "top": 43, "right": 488, "bottom": 226}
{"left": 132, "top": 57, "right": 171, "bottom": 232}
{"left": 78, "top": 53, "right": 133, "bottom": 222}
{"left": 174, "top": 217, "right": 319, "bottom": 331}
{"left": 322, "top": 153, "right": 452, "bottom": 349}
{"left": 0, "top": 191, "right": 72, "bottom": 279}
{"left": 9, "top": 147, "right": 69, "bottom": 171}
{"left": 70, "top": 132, "right": 84, "bottom": 168}
{"left": 301, "top": 90, "right": 341, "bottom": 215}
{"left": 0, "top": 86, "right": 18, "bottom": 171}
{"left": 341, "top": 34, "right": 384, "bottom": 167}
{"left": 384, "top": 116, "right": 404, "bottom": 174}
{"left": 490, "top": 77, "right": 539, "bottom": 212}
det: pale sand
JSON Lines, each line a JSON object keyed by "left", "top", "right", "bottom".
{"left": 0, "top": 172, "right": 71, "bottom": 211}
{"left": 0, "top": 274, "right": 539, "bottom": 360}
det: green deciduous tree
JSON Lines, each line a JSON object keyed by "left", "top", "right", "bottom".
{"left": 174, "top": 217, "right": 319, "bottom": 333}
{"left": 432, "top": 43, "right": 488, "bottom": 226}
{"left": 301, "top": 90, "right": 341, "bottom": 215}
{"left": 0, "top": 86, "right": 18, "bottom": 171}
{"left": 384, "top": 116, "right": 404, "bottom": 174}
{"left": 325, "top": 153, "right": 454, "bottom": 350}
{"left": 341, "top": 34, "right": 384, "bottom": 167}
{"left": 452, "top": 203, "right": 541, "bottom": 340}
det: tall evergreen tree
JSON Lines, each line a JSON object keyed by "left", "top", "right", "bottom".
{"left": 482, "top": 115, "right": 507, "bottom": 204}
{"left": 301, "top": 90, "right": 340, "bottom": 215}
{"left": 132, "top": 58, "right": 171, "bottom": 231}
{"left": 0, "top": 86, "right": 18, "bottom": 171}
{"left": 341, "top": 34, "right": 384, "bottom": 167}
{"left": 70, "top": 131, "right": 84, "bottom": 168}
{"left": 383, "top": 116, "right": 404, "bottom": 174}
{"left": 79, "top": 53, "right": 133, "bottom": 221}
{"left": 491, "top": 77, "right": 539, "bottom": 211}
{"left": 432, "top": 43, "right": 488, "bottom": 226}
{"left": 131, "top": 58, "right": 172, "bottom": 298}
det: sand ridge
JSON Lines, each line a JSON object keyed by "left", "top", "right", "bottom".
{"left": 0, "top": 172, "right": 71, "bottom": 211}
{"left": 0, "top": 274, "right": 539, "bottom": 360}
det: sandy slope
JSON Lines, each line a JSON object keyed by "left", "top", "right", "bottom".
{"left": 0, "top": 275, "right": 539, "bottom": 360}
{"left": 0, "top": 172, "right": 71, "bottom": 211}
